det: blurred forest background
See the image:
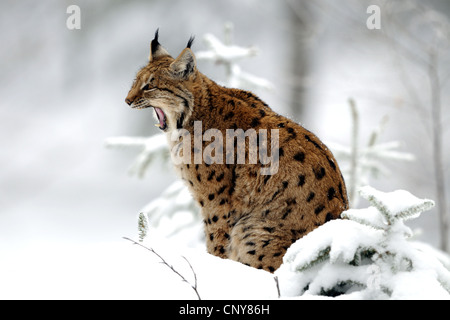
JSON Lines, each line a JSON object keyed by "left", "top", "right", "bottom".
{"left": 1, "top": 0, "right": 449, "bottom": 256}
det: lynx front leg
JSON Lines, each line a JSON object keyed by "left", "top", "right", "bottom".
{"left": 203, "top": 208, "right": 233, "bottom": 259}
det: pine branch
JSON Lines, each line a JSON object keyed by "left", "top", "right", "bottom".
{"left": 196, "top": 23, "right": 273, "bottom": 91}
{"left": 283, "top": 186, "right": 449, "bottom": 298}
{"left": 123, "top": 237, "right": 201, "bottom": 300}
{"left": 359, "top": 186, "right": 435, "bottom": 225}
{"left": 137, "top": 212, "right": 149, "bottom": 242}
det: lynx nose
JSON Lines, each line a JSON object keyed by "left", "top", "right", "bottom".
{"left": 125, "top": 89, "right": 138, "bottom": 105}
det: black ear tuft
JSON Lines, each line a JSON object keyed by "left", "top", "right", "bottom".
{"left": 187, "top": 35, "right": 195, "bottom": 49}
{"left": 149, "top": 28, "right": 170, "bottom": 61}
{"left": 151, "top": 28, "right": 160, "bottom": 54}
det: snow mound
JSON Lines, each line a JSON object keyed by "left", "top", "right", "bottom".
{"left": 2, "top": 185, "right": 448, "bottom": 300}
{"left": 276, "top": 186, "right": 450, "bottom": 299}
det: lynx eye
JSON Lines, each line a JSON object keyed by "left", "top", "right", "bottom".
{"left": 142, "top": 84, "right": 150, "bottom": 91}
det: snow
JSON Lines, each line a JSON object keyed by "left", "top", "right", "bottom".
{"left": 283, "top": 220, "right": 382, "bottom": 269}
{"left": 0, "top": 237, "right": 277, "bottom": 300}
{"left": 275, "top": 187, "right": 450, "bottom": 299}
{"left": 343, "top": 206, "right": 388, "bottom": 229}
{"left": 359, "top": 186, "right": 435, "bottom": 222}
{"left": 197, "top": 33, "right": 259, "bottom": 63}
{"left": 1, "top": 193, "right": 449, "bottom": 300}
{"left": 390, "top": 270, "right": 450, "bottom": 300}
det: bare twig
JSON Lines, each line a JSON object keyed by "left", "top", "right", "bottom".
{"left": 182, "top": 255, "right": 199, "bottom": 297}
{"left": 123, "top": 237, "right": 201, "bottom": 300}
{"left": 274, "top": 276, "right": 281, "bottom": 299}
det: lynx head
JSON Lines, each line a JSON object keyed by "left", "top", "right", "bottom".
{"left": 125, "top": 29, "right": 197, "bottom": 132}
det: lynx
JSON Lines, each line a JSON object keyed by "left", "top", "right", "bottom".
{"left": 125, "top": 30, "right": 348, "bottom": 272}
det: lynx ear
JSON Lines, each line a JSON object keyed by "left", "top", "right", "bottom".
{"left": 149, "top": 29, "right": 170, "bottom": 61}
{"left": 170, "top": 48, "right": 196, "bottom": 79}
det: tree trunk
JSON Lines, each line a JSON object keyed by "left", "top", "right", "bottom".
{"left": 429, "top": 50, "right": 449, "bottom": 252}
{"left": 288, "top": 0, "right": 310, "bottom": 120}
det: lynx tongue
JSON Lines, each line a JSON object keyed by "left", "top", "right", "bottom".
{"left": 153, "top": 107, "right": 167, "bottom": 130}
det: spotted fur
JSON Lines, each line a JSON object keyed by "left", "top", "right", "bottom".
{"left": 125, "top": 31, "right": 348, "bottom": 272}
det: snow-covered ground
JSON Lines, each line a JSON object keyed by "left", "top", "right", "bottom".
{"left": 0, "top": 237, "right": 277, "bottom": 300}
{"left": 2, "top": 197, "right": 449, "bottom": 300}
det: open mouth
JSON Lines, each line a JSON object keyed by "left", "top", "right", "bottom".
{"left": 153, "top": 107, "right": 167, "bottom": 130}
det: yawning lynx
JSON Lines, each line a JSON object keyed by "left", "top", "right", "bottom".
{"left": 125, "top": 30, "right": 348, "bottom": 272}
